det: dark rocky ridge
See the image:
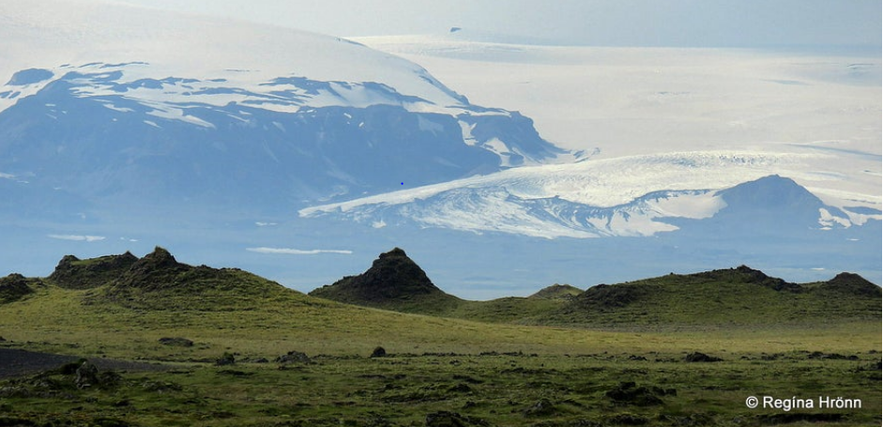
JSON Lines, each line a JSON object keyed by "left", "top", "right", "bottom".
{"left": 22, "top": 246, "right": 293, "bottom": 310}
{"left": 48, "top": 252, "right": 138, "bottom": 289}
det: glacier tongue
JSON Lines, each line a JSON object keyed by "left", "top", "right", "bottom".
{"left": 300, "top": 152, "right": 865, "bottom": 238}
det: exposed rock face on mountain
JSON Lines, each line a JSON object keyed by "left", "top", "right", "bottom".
{"left": 48, "top": 252, "right": 138, "bottom": 289}
{"left": 309, "top": 248, "right": 461, "bottom": 313}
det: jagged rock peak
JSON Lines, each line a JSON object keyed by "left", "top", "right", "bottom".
{"left": 56, "top": 254, "right": 81, "bottom": 266}
{"left": 141, "top": 246, "right": 177, "bottom": 265}
{"left": 380, "top": 247, "right": 408, "bottom": 258}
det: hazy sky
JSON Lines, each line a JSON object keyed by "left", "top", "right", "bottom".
{"left": 110, "top": 0, "right": 881, "bottom": 49}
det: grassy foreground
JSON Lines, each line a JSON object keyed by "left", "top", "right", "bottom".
{"left": 1, "top": 283, "right": 880, "bottom": 426}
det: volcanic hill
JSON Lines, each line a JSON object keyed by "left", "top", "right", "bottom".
{"left": 309, "top": 247, "right": 463, "bottom": 314}
{"left": 308, "top": 252, "right": 880, "bottom": 328}
{"left": 544, "top": 265, "right": 882, "bottom": 328}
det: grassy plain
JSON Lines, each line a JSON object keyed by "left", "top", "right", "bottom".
{"left": 0, "top": 281, "right": 880, "bottom": 426}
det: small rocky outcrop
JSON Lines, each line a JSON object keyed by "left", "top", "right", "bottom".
{"left": 75, "top": 361, "right": 99, "bottom": 389}
{"left": 275, "top": 351, "right": 311, "bottom": 364}
{"left": 370, "top": 346, "right": 387, "bottom": 358}
{"left": 685, "top": 352, "right": 723, "bottom": 363}
{"left": 215, "top": 352, "right": 235, "bottom": 366}
{"left": 605, "top": 381, "right": 667, "bottom": 406}
{"left": 0, "top": 273, "right": 38, "bottom": 303}
{"left": 112, "top": 247, "right": 188, "bottom": 292}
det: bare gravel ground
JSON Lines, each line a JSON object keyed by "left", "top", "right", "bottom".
{"left": 0, "top": 348, "right": 168, "bottom": 379}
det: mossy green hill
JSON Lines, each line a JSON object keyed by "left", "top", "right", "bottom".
{"left": 543, "top": 265, "right": 881, "bottom": 328}
{"left": 307, "top": 251, "right": 880, "bottom": 328}
{"left": 528, "top": 283, "right": 583, "bottom": 300}
{"left": 5, "top": 247, "right": 879, "bottom": 331}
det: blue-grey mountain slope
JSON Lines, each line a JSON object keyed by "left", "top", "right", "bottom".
{"left": 0, "top": 63, "right": 565, "bottom": 216}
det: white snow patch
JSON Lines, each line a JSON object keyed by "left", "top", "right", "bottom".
{"left": 818, "top": 208, "right": 851, "bottom": 228}
{"left": 101, "top": 103, "right": 133, "bottom": 113}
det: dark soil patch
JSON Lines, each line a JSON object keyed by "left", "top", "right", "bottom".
{"left": 0, "top": 348, "right": 169, "bottom": 380}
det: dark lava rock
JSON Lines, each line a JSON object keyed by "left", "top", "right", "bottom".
{"left": 112, "top": 247, "right": 188, "bottom": 292}
{"left": 158, "top": 337, "right": 193, "bottom": 347}
{"left": 371, "top": 346, "right": 387, "bottom": 358}
{"left": 215, "top": 353, "right": 235, "bottom": 366}
{"left": 0, "top": 273, "right": 39, "bottom": 303}
{"left": 310, "top": 247, "right": 445, "bottom": 303}
{"left": 275, "top": 351, "right": 311, "bottom": 364}
{"left": 49, "top": 252, "right": 138, "bottom": 290}
{"left": 605, "top": 382, "right": 664, "bottom": 406}
{"left": 75, "top": 361, "right": 99, "bottom": 389}
{"left": 685, "top": 352, "right": 723, "bottom": 362}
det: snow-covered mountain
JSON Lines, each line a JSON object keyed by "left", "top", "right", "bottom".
{"left": 0, "top": 61, "right": 565, "bottom": 210}
{"left": 0, "top": 1, "right": 567, "bottom": 212}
